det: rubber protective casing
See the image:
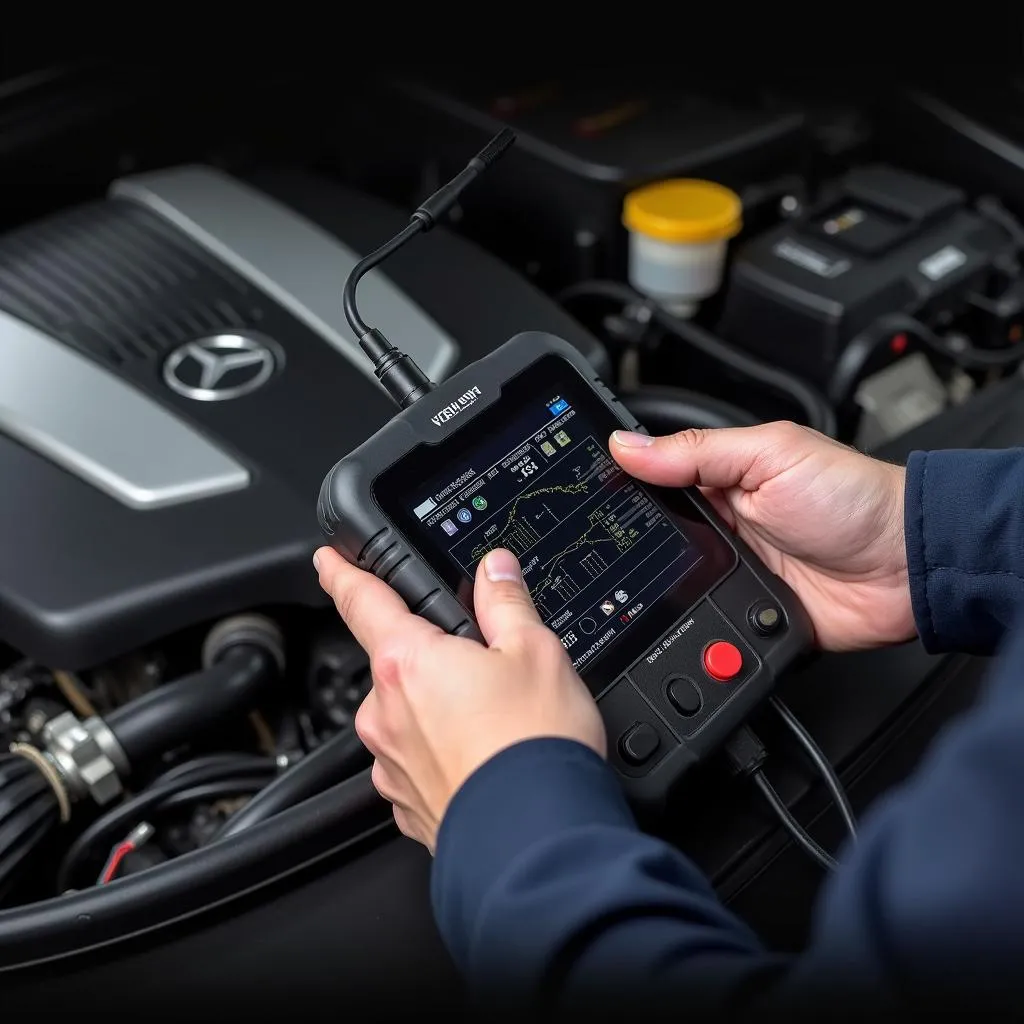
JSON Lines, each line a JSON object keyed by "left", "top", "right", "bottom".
{"left": 318, "top": 332, "right": 812, "bottom": 806}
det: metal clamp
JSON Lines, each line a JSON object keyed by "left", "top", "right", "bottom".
{"left": 8, "top": 742, "right": 72, "bottom": 822}
{"left": 41, "top": 711, "right": 128, "bottom": 807}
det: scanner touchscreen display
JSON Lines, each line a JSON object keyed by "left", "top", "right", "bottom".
{"left": 400, "top": 381, "right": 703, "bottom": 673}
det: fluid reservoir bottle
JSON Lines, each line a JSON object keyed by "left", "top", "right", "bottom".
{"left": 623, "top": 179, "right": 742, "bottom": 317}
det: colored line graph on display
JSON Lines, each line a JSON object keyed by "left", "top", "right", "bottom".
{"left": 466, "top": 439, "right": 613, "bottom": 562}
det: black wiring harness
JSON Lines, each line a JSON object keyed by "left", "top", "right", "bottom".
{"left": 725, "top": 696, "right": 857, "bottom": 873}
{"left": 58, "top": 728, "right": 374, "bottom": 892}
{"left": 57, "top": 754, "right": 277, "bottom": 893}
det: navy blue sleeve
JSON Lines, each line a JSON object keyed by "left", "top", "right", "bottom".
{"left": 431, "top": 447, "right": 1024, "bottom": 1011}
{"left": 905, "top": 448, "right": 1024, "bottom": 653}
{"left": 431, "top": 739, "right": 779, "bottom": 1009}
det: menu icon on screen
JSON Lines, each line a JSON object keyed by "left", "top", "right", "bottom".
{"left": 414, "top": 497, "right": 437, "bottom": 519}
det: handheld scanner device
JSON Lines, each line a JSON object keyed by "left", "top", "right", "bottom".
{"left": 317, "top": 132, "right": 812, "bottom": 809}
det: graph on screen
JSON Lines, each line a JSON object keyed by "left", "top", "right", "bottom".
{"left": 451, "top": 437, "right": 669, "bottom": 620}
{"left": 462, "top": 439, "right": 614, "bottom": 562}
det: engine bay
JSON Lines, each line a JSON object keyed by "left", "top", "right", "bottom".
{"left": 3, "top": 63, "right": 1024, "bottom": 967}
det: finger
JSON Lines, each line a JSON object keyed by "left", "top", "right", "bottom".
{"left": 314, "top": 546, "right": 439, "bottom": 654}
{"left": 698, "top": 485, "right": 736, "bottom": 530}
{"left": 354, "top": 688, "right": 381, "bottom": 755}
{"left": 609, "top": 422, "right": 810, "bottom": 491}
{"left": 393, "top": 806, "right": 425, "bottom": 846}
{"left": 473, "top": 549, "right": 544, "bottom": 647}
{"left": 371, "top": 757, "right": 407, "bottom": 806}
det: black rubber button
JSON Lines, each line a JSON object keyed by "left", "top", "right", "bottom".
{"left": 619, "top": 722, "right": 661, "bottom": 766}
{"left": 749, "top": 600, "right": 783, "bottom": 636}
{"left": 666, "top": 676, "right": 702, "bottom": 717}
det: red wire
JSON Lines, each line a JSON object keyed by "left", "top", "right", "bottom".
{"left": 99, "top": 841, "right": 135, "bottom": 884}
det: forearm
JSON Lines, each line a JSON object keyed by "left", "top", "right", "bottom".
{"left": 431, "top": 739, "right": 779, "bottom": 1009}
{"left": 905, "top": 447, "right": 1024, "bottom": 653}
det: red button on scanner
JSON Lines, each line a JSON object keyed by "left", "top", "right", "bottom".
{"left": 703, "top": 641, "right": 742, "bottom": 682}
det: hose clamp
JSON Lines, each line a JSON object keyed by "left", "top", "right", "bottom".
{"left": 8, "top": 742, "right": 72, "bottom": 822}
{"left": 41, "top": 711, "right": 128, "bottom": 807}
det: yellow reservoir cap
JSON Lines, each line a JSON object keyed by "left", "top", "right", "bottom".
{"left": 623, "top": 179, "right": 742, "bottom": 244}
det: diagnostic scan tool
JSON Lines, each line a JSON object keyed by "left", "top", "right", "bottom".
{"left": 318, "top": 131, "right": 812, "bottom": 807}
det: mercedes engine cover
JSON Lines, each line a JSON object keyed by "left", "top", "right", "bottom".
{"left": 0, "top": 166, "right": 605, "bottom": 667}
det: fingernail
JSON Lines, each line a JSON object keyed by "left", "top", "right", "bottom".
{"left": 484, "top": 548, "right": 522, "bottom": 583}
{"left": 312, "top": 551, "right": 320, "bottom": 572}
{"left": 612, "top": 430, "right": 654, "bottom": 448}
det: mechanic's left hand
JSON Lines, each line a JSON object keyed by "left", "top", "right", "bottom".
{"left": 314, "top": 546, "right": 605, "bottom": 853}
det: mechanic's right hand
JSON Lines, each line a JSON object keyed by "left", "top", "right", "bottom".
{"left": 611, "top": 422, "right": 912, "bottom": 652}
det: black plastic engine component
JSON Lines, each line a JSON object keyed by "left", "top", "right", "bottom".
{"left": 306, "top": 636, "right": 371, "bottom": 734}
{"left": 884, "top": 79, "right": 1024, "bottom": 216}
{"left": 718, "top": 164, "right": 1018, "bottom": 395}
{"left": 364, "top": 73, "right": 807, "bottom": 289}
{"left": 0, "top": 166, "right": 607, "bottom": 670}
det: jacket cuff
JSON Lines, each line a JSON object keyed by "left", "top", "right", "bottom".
{"left": 904, "top": 450, "right": 937, "bottom": 651}
{"left": 904, "top": 448, "right": 1024, "bottom": 654}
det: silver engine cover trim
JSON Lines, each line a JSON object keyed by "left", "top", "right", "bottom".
{"left": 0, "top": 309, "right": 250, "bottom": 509}
{"left": 110, "top": 166, "right": 459, "bottom": 387}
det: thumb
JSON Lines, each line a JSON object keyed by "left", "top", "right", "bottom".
{"left": 472, "top": 549, "right": 543, "bottom": 647}
{"left": 609, "top": 423, "right": 802, "bottom": 490}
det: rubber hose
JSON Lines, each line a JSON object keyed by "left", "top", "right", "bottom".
{"left": 557, "top": 279, "right": 837, "bottom": 436}
{"left": 158, "top": 753, "right": 274, "bottom": 785}
{"left": 620, "top": 386, "right": 760, "bottom": 435}
{"left": 156, "top": 778, "right": 268, "bottom": 813}
{"left": 217, "top": 728, "right": 372, "bottom": 840}
{"left": 105, "top": 645, "right": 277, "bottom": 767}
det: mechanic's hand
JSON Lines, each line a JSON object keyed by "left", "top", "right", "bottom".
{"left": 314, "top": 546, "right": 605, "bottom": 853}
{"left": 611, "top": 421, "right": 911, "bottom": 651}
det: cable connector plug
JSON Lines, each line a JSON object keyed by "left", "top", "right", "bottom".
{"left": 364, "top": 333, "right": 435, "bottom": 409}
{"left": 412, "top": 128, "right": 516, "bottom": 230}
{"left": 341, "top": 127, "right": 515, "bottom": 410}
{"left": 724, "top": 725, "right": 768, "bottom": 777}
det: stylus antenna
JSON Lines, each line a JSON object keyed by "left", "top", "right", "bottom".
{"left": 342, "top": 128, "right": 517, "bottom": 410}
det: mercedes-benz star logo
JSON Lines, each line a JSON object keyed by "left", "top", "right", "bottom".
{"left": 163, "top": 334, "right": 280, "bottom": 401}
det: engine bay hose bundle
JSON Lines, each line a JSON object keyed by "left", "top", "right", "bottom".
{"left": 0, "top": 617, "right": 283, "bottom": 899}
{"left": 217, "top": 727, "right": 372, "bottom": 840}
{"left": 0, "top": 768, "right": 388, "bottom": 967}
{"left": 0, "top": 756, "right": 60, "bottom": 901}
